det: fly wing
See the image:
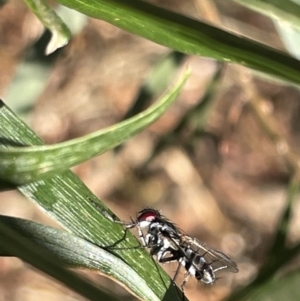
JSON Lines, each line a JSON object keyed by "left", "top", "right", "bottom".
{"left": 183, "top": 237, "right": 239, "bottom": 273}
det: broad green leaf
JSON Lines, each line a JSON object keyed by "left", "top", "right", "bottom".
{"left": 0, "top": 98, "right": 186, "bottom": 301}
{"left": 24, "top": 0, "right": 71, "bottom": 54}
{"left": 53, "top": 0, "right": 300, "bottom": 84}
{"left": 0, "top": 69, "right": 190, "bottom": 185}
{"left": 0, "top": 215, "right": 160, "bottom": 301}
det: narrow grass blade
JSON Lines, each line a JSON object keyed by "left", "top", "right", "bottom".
{"left": 0, "top": 69, "right": 190, "bottom": 184}
{"left": 0, "top": 216, "right": 122, "bottom": 301}
{"left": 54, "top": 0, "right": 300, "bottom": 84}
{"left": 24, "top": 0, "right": 71, "bottom": 54}
{"left": 0, "top": 94, "right": 186, "bottom": 301}
{"left": 0, "top": 215, "right": 161, "bottom": 301}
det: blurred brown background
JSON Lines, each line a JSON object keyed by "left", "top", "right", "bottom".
{"left": 1, "top": 0, "right": 300, "bottom": 300}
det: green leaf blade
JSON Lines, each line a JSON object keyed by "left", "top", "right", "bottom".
{"left": 0, "top": 215, "right": 161, "bottom": 301}
{"left": 54, "top": 0, "right": 300, "bottom": 84}
{"left": 0, "top": 90, "right": 186, "bottom": 301}
{"left": 24, "top": 0, "right": 71, "bottom": 54}
{"left": 0, "top": 69, "right": 190, "bottom": 184}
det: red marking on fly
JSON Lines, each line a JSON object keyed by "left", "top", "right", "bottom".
{"left": 137, "top": 208, "right": 160, "bottom": 223}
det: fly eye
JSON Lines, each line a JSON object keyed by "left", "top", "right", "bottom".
{"left": 137, "top": 209, "right": 160, "bottom": 222}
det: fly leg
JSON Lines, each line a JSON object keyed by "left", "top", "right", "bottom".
{"left": 90, "top": 200, "right": 143, "bottom": 249}
{"left": 102, "top": 210, "right": 136, "bottom": 229}
{"left": 136, "top": 223, "right": 149, "bottom": 247}
{"left": 180, "top": 273, "right": 190, "bottom": 293}
{"left": 102, "top": 208, "right": 148, "bottom": 248}
{"left": 89, "top": 198, "right": 136, "bottom": 227}
{"left": 158, "top": 252, "right": 182, "bottom": 263}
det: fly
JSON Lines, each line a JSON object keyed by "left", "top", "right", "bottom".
{"left": 103, "top": 207, "right": 238, "bottom": 290}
